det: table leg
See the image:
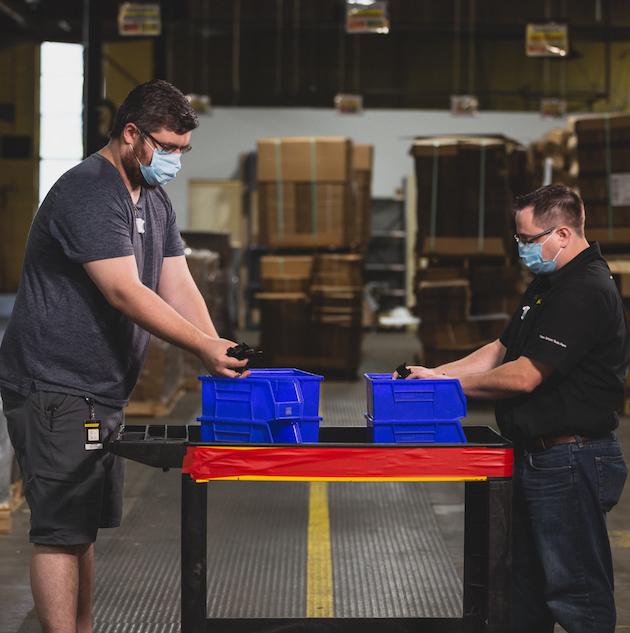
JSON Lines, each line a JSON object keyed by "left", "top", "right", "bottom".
{"left": 463, "top": 478, "right": 512, "bottom": 633}
{"left": 181, "top": 473, "right": 208, "bottom": 633}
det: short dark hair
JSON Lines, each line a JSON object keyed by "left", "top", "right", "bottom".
{"left": 513, "top": 184, "right": 585, "bottom": 235}
{"left": 110, "top": 79, "right": 199, "bottom": 139}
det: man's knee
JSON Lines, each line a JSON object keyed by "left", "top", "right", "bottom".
{"left": 33, "top": 542, "right": 91, "bottom": 557}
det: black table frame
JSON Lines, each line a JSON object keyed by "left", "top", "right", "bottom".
{"left": 111, "top": 424, "right": 513, "bottom": 633}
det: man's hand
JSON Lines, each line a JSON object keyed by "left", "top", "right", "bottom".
{"left": 198, "top": 337, "right": 250, "bottom": 378}
{"left": 392, "top": 365, "right": 450, "bottom": 380}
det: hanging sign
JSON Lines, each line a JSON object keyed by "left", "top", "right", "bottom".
{"left": 335, "top": 94, "right": 364, "bottom": 114}
{"left": 118, "top": 3, "right": 162, "bottom": 37}
{"left": 346, "top": 1, "right": 390, "bottom": 34}
{"left": 526, "top": 23, "right": 568, "bottom": 57}
{"left": 450, "top": 95, "right": 479, "bottom": 116}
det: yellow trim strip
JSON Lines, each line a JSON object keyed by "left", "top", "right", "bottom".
{"left": 306, "top": 482, "right": 334, "bottom": 617}
{"left": 194, "top": 475, "right": 488, "bottom": 483}
{"left": 84, "top": 423, "right": 99, "bottom": 428}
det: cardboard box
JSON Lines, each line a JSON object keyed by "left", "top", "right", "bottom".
{"left": 312, "top": 254, "right": 364, "bottom": 287}
{"left": 257, "top": 137, "right": 352, "bottom": 183}
{"left": 260, "top": 255, "right": 314, "bottom": 278}
{"left": 258, "top": 182, "right": 352, "bottom": 248}
{"left": 353, "top": 144, "right": 374, "bottom": 171}
{"left": 129, "top": 337, "right": 183, "bottom": 404}
{"left": 412, "top": 138, "right": 513, "bottom": 255}
{"left": 416, "top": 279, "right": 471, "bottom": 323}
{"left": 568, "top": 113, "right": 630, "bottom": 146}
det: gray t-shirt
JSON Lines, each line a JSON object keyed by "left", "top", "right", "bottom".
{"left": 0, "top": 153, "right": 184, "bottom": 407}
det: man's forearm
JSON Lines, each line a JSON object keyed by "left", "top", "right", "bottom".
{"left": 459, "top": 359, "right": 540, "bottom": 399}
{"left": 164, "top": 283, "right": 219, "bottom": 338}
{"left": 435, "top": 340, "right": 506, "bottom": 378}
{"left": 113, "top": 283, "right": 210, "bottom": 356}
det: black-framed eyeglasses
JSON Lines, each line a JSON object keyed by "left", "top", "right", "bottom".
{"left": 513, "top": 226, "right": 555, "bottom": 245}
{"left": 138, "top": 126, "right": 192, "bottom": 154}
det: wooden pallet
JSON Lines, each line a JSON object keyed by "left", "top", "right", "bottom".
{"left": 125, "top": 388, "right": 186, "bottom": 418}
{"left": 0, "top": 480, "right": 25, "bottom": 535}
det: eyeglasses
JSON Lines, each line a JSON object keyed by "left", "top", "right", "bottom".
{"left": 137, "top": 126, "right": 192, "bottom": 154}
{"left": 513, "top": 226, "right": 555, "bottom": 245}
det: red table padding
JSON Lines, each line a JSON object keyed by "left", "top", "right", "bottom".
{"left": 182, "top": 445, "right": 513, "bottom": 482}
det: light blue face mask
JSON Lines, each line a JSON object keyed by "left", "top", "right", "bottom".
{"left": 518, "top": 231, "right": 562, "bottom": 275}
{"left": 138, "top": 145, "right": 181, "bottom": 187}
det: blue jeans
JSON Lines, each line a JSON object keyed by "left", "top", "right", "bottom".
{"left": 512, "top": 435, "right": 627, "bottom": 633}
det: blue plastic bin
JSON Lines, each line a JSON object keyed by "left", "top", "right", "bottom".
{"left": 247, "top": 369, "right": 323, "bottom": 418}
{"left": 296, "top": 417, "right": 322, "bottom": 443}
{"left": 364, "top": 374, "right": 466, "bottom": 422}
{"left": 366, "top": 414, "right": 467, "bottom": 444}
{"left": 199, "top": 373, "right": 304, "bottom": 424}
{"left": 197, "top": 369, "right": 323, "bottom": 444}
{"left": 198, "top": 416, "right": 303, "bottom": 443}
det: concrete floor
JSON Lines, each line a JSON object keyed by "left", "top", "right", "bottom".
{"left": 1, "top": 329, "right": 630, "bottom": 632}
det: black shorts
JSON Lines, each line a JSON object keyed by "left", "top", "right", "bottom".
{"left": 1, "top": 387, "right": 125, "bottom": 546}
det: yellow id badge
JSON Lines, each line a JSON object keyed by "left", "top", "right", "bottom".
{"left": 84, "top": 420, "right": 103, "bottom": 451}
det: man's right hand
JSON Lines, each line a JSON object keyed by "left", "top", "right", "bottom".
{"left": 198, "top": 337, "right": 249, "bottom": 378}
{"left": 395, "top": 365, "right": 446, "bottom": 380}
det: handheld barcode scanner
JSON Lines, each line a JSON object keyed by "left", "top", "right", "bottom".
{"left": 227, "top": 342, "right": 262, "bottom": 374}
{"left": 395, "top": 363, "right": 411, "bottom": 379}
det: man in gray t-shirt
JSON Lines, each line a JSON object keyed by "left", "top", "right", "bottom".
{"left": 0, "top": 80, "right": 246, "bottom": 633}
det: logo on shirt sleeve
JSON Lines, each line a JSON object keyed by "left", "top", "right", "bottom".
{"left": 521, "top": 306, "right": 531, "bottom": 321}
{"left": 539, "top": 334, "right": 567, "bottom": 348}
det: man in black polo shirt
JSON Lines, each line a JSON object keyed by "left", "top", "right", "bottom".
{"left": 402, "top": 184, "right": 628, "bottom": 633}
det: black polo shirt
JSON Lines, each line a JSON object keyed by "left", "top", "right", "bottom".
{"left": 495, "top": 242, "right": 628, "bottom": 441}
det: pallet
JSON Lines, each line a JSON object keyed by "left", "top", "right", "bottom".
{"left": 0, "top": 480, "right": 25, "bottom": 535}
{"left": 125, "top": 388, "right": 185, "bottom": 418}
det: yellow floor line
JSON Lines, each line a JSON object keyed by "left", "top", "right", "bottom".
{"left": 306, "top": 481, "right": 334, "bottom": 617}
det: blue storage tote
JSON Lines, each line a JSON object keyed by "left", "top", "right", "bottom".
{"left": 197, "top": 369, "right": 323, "bottom": 444}
{"left": 366, "top": 415, "right": 467, "bottom": 444}
{"left": 198, "top": 416, "right": 303, "bottom": 443}
{"left": 364, "top": 374, "right": 466, "bottom": 422}
{"left": 247, "top": 369, "right": 323, "bottom": 418}
{"left": 199, "top": 373, "right": 304, "bottom": 424}
{"left": 296, "top": 417, "right": 322, "bottom": 443}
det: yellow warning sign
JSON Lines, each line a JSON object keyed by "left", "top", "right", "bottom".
{"left": 526, "top": 23, "right": 568, "bottom": 57}
{"left": 118, "top": 3, "right": 161, "bottom": 37}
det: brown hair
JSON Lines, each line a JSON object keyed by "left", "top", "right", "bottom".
{"left": 513, "top": 184, "right": 585, "bottom": 235}
{"left": 110, "top": 79, "right": 199, "bottom": 138}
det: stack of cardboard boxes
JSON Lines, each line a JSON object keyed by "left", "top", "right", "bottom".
{"left": 351, "top": 144, "right": 374, "bottom": 250}
{"left": 567, "top": 113, "right": 630, "bottom": 245}
{"left": 255, "top": 137, "right": 372, "bottom": 376}
{"left": 606, "top": 258, "right": 630, "bottom": 415}
{"left": 410, "top": 135, "right": 529, "bottom": 366}
{"left": 258, "top": 254, "right": 363, "bottom": 377}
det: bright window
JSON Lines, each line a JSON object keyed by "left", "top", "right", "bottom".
{"left": 39, "top": 42, "right": 84, "bottom": 203}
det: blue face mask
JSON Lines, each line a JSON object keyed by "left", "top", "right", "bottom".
{"left": 518, "top": 232, "right": 562, "bottom": 275}
{"left": 139, "top": 147, "right": 181, "bottom": 187}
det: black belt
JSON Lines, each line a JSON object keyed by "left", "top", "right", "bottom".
{"left": 523, "top": 433, "right": 612, "bottom": 453}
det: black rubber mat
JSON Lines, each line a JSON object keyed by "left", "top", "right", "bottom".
{"left": 92, "top": 472, "right": 461, "bottom": 629}
{"left": 205, "top": 481, "right": 309, "bottom": 618}
{"left": 330, "top": 482, "right": 462, "bottom": 618}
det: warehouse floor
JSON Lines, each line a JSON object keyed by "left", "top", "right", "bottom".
{"left": 1, "top": 330, "right": 630, "bottom": 632}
